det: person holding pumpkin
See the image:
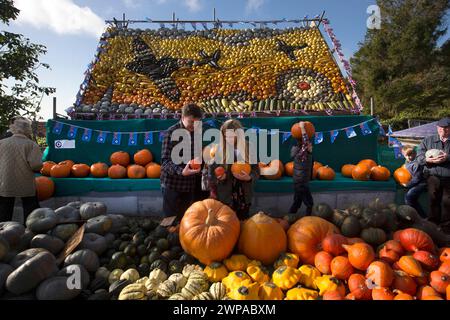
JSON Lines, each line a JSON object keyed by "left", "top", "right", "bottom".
{"left": 0, "top": 118, "right": 43, "bottom": 222}
{"left": 401, "top": 146, "right": 427, "bottom": 218}
{"left": 416, "top": 117, "right": 450, "bottom": 228}
{"left": 160, "top": 104, "right": 203, "bottom": 221}
{"left": 208, "top": 119, "right": 259, "bottom": 220}
{"left": 289, "top": 121, "right": 314, "bottom": 216}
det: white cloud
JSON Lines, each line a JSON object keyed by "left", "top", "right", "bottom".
{"left": 246, "top": 0, "right": 265, "bottom": 12}
{"left": 184, "top": 0, "right": 202, "bottom": 12}
{"left": 13, "top": 0, "right": 105, "bottom": 38}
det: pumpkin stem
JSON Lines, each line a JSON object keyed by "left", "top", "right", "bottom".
{"left": 205, "top": 209, "right": 216, "bottom": 225}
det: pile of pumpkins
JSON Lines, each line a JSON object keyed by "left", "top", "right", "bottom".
{"left": 340, "top": 159, "right": 391, "bottom": 182}
{"left": 80, "top": 26, "right": 350, "bottom": 113}
{"left": 173, "top": 198, "right": 450, "bottom": 300}
{"left": 36, "top": 149, "right": 161, "bottom": 201}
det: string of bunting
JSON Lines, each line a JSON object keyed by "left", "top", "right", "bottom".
{"left": 321, "top": 19, "right": 363, "bottom": 113}
{"left": 51, "top": 117, "right": 382, "bottom": 147}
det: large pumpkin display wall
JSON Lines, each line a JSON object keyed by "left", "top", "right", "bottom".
{"left": 79, "top": 27, "right": 354, "bottom": 113}
{"left": 179, "top": 199, "right": 240, "bottom": 265}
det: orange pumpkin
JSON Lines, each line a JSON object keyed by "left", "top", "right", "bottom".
{"left": 378, "top": 246, "right": 400, "bottom": 264}
{"left": 59, "top": 160, "right": 74, "bottom": 169}
{"left": 314, "top": 251, "right": 333, "bottom": 275}
{"left": 346, "top": 237, "right": 365, "bottom": 245}
{"left": 50, "top": 164, "right": 71, "bottom": 178}
{"left": 287, "top": 216, "right": 339, "bottom": 265}
{"left": 429, "top": 271, "right": 450, "bottom": 294}
{"left": 259, "top": 160, "right": 284, "bottom": 180}
{"left": 413, "top": 250, "right": 440, "bottom": 271}
{"left": 341, "top": 164, "right": 355, "bottom": 178}
{"left": 371, "top": 287, "right": 395, "bottom": 300}
{"left": 290, "top": 121, "right": 315, "bottom": 140}
{"left": 134, "top": 149, "right": 153, "bottom": 166}
{"left": 71, "top": 164, "right": 90, "bottom": 178}
{"left": 322, "top": 290, "right": 345, "bottom": 300}
{"left": 322, "top": 234, "right": 348, "bottom": 256}
{"left": 40, "top": 161, "right": 56, "bottom": 176}
{"left": 127, "top": 165, "right": 146, "bottom": 179}
{"left": 214, "top": 166, "right": 226, "bottom": 178}
{"left": 146, "top": 162, "right": 161, "bottom": 179}
{"left": 284, "top": 161, "right": 294, "bottom": 177}
{"left": 238, "top": 212, "right": 287, "bottom": 265}
{"left": 90, "top": 163, "right": 109, "bottom": 178}
{"left": 439, "top": 261, "right": 450, "bottom": 275}
{"left": 393, "top": 167, "right": 412, "bottom": 185}
{"left": 179, "top": 199, "right": 240, "bottom": 265}
{"left": 399, "top": 228, "right": 434, "bottom": 252}
{"left": 351, "top": 163, "right": 371, "bottom": 181}
{"left": 231, "top": 162, "right": 251, "bottom": 176}
{"left": 370, "top": 165, "right": 391, "bottom": 181}
{"left": 348, "top": 274, "right": 372, "bottom": 300}
{"left": 394, "top": 292, "right": 414, "bottom": 300}
{"left": 317, "top": 166, "right": 335, "bottom": 180}
{"left": 392, "top": 271, "right": 417, "bottom": 296}
{"left": 275, "top": 218, "right": 290, "bottom": 232}
{"left": 358, "top": 159, "right": 377, "bottom": 170}
{"left": 312, "top": 161, "right": 323, "bottom": 180}
{"left": 440, "top": 248, "right": 450, "bottom": 263}
{"left": 108, "top": 164, "right": 127, "bottom": 179}
{"left": 366, "top": 261, "right": 394, "bottom": 287}
{"left": 421, "top": 295, "right": 444, "bottom": 300}
{"left": 330, "top": 256, "right": 354, "bottom": 280}
{"left": 447, "top": 282, "right": 450, "bottom": 300}
{"left": 382, "top": 240, "right": 405, "bottom": 255}
{"left": 416, "top": 285, "right": 440, "bottom": 300}
{"left": 110, "top": 151, "right": 130, "bottom": 166}
{"left": 342, "top": 243, "right": 375, "bottom": 271}
{"left": 35, "top": 176, "right": 55, "bottom": 201}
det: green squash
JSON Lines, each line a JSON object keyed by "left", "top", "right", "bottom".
{"left": 6, "top": 251, "right": 57, "bottom": 295}
{"left": 110, "top": 252, "right": 128, "bottom": 270}
{"left": 30, "top": 234, "right": 65, "bottom": 255}
{"left": 89, "top": 277, "right": 109, "bottom": 292}
{"left": 167, "top": 233, "right": 180, "bottom": 247}
{"left": 85, "top": 215, "right": 113, "bottom": 235}
{"left": 124, "top": 244, "right": 137, "bottom": 257}
{"left": 79, "top": 233, "right": 107, "bottom": 255}
{"left": 0, "top": 236, "right": 10, "bottom": 262}
{"left": 67, "top": 201, "right": 83, "bottom": 210}
{"left": 346, "top": 204, "right": 364, "bottom": 218}
{"left": 150, "top": 259, "right": 167, "bottom": 273}
{"left": 170, "top": 246, "right": 183, "bottom": 258}
{"left": 10, "top": 248, "right": 49, "bottom": 268}
{"left": 312, "top": 203, "right": 333, "bottom": 221}
{"left": 360, "top": 228, "right": 386, "bottom": 246}
{"left": 0, "top": 263, "right": 14, "bottom": 295}
{"left": 15, "top": 229, "right": 35, "bottom": 252}
{"left": 395, "top": 205, "right": 420, "bottom": 223}
{"left": 52, "top": 224, "right": 79, "bottom": 242}
{"left": 109, "top": 279, "right": 132, "bottom": 297}
{"left": 137, "top": 244, "right": 148, "bottom": 257}
{"left": 79, "top": 202, "right": 107, "bottom": 220}
{"left": 179, "top": 253, "right": 196, "bottom": 265}
{"left": 168, "top": 260, "right": 184, "bottom": 275}
{"left": 361, "top": 208, "right": 387, "bottom": 228}
{"left": 36, "top": 276, "right": 82, "bottom": 300}
{"left": 141, "top": 219, "right": 158, "bottom": 232}
{"left": 332, "top": 209, "right": 348, "bottom": 227}
{"left": 160, "top": 250, "right": 176, "bottom": 263}
{"left": 340, "top": 216, "right": 362, "bottom": 237}
{"left": 26, "top": 208, "right": 58, "bottom": 233}
{"left": 54, "top": 205, "right": 80, "bottom": 223}
{"left": 382, "top": 209, "right": 399, "bottom": 232}
{"left": 148, "top": 251, "right": 160, "bottom": 264}
{"left": 156, "top": 238, "right": 170, "bottom": 251}
{"left": 367, "top": 198, "right": 387, "bottom": 211}
{"left": 153, "top": 226, "right": 168, "bottom": 239}
{"left": 64, "top": 249, "right": 99, "bottom": 273}
{"left": 137, "top": 263, "right": 150, "bottom": 277}
{"left": 0, "top": 222, "right": 25, "bottom": 247}
{"left": 112, "top": 239, "right": 122, "bottom": 250}
{"left": 132, "top": 232, "right": 146, "bottom": 246}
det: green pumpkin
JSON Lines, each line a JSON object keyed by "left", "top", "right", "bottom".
{"left": 340, "top": 216, "right": 362, "bottom": 237}
{"left": 138, "top": 263, "right": 150, "bottom": 277}
{"left": 179, "top": 253, "right": 196, "bottom": 265}
{"left": 26, "top": 208, "right": 58, "bottom": 234}
{"left": 361, "top": 208, "right": 387, "bottom": 228}
{"left": 141, "top": 220, "right": 158, "bottom": 232}
{"left": 395, "top": 205, "right": 420, "bottom": 223}
{"left": 51, "top": 224, "right": 78, "bottom": 242}
{"left": 110, "top": 252, "right": 128, "bottom": 270}
{"left": 136, "top": 244, "right": 148, "bottom": 257}
{"left": 367, "top": 198, "right": 387, "bottom": 211}
{"left": 332, "top": 209, "right": 348, "bottom": 227}
{"left": 0, "top": 237, "right": 10, "bottom": 262}
{"left": 156, "top": 239, "right": 170, "bottom": 251}
{"left": 150, "top": 259, "right": 167, "bottom": 273}
{"left": 312, "top": 203, "right": 333, "bottom": 221}
{"left": 167, "top": 233, "right": 180, "bottom": 247}
{"left": 132, "top": 232, "right": 146, "bottom": 246}
{"left": 346, "top": 204, "right": 364, "bottom": 218}
{"left": 153, "top": 226, "right": 168, "bottom": 239}
{"left": 36, "top": 276, "right": 82, "bottom": 300}
{"left": 382, "top": 209, "right": 398, "bottom": 232}
{"left": 168, "top": 260, "right": 184, "bottom": 275}
{"left": 124, "top": 244, "right": 137, "bottom": 257}
{"left": 148, "top": 251, "right": 160, "bottom": 264}
{"left": 160, "top": 250, "right": 176, "bottom": 263}
{"left": 360, "top": 228, "right": 386, "bottom": 246}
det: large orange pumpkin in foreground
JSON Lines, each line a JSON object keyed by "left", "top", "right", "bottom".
{"left": 134, "top": 149, "right": 153, "bottom": 166}
{"left": 108, "top": 164, "right": 127, "bottom": 179}
{"left": 110, "top": 151, "right": 130, "bottom": 167}
{"left": 238, "top": 212, "right": 287, "bottom": 265}
{"left": 146, "top": 162, "right": 161, "bottom": 178}
{"left": 393, "top": 167, "right": 412, "bottom": 185}
{"left": 291, "top": 121, "right": 315, "bottom": 140}
{"left": 287, "top": 216, "right": 339, "bottom": 265}
{"left": 71, "top": 164, "right": 90, "bottom": 178}
{"left": 180, "top": 199, "right": 240, "bottom": 265}
{"left": 127, "top": 165, "right": 146, "bottom": 179}
{"left": 90, "top": 163, "right": 109, "bottom": 178}
{"left": 50, "top": 164, "right": 71, "bottom": 178}
{"left": 259, "top": 160, "right": 284, "bottom": 180}
{"left": 40, "top": 161, "right": 56, "bottom": 176}
{"left": 341, "top": 164, "right": 355, "bottom": 178}
{"left": 35, "top": 176, "right": 55, "bottom": 201}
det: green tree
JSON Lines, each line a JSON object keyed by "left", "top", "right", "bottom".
{"left": 0, "top": 0, "right": 55, "bottom": 133}
{"left": 351, "top": 0, "right": 450, "bottom": 129}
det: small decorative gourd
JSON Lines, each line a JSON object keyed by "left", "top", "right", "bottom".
{"left": 274, "top": 253, "right": 300, "bottom": 269}
{"left": 182, "top": 264, "right": 203, "bottom": 278}
{"left": 222, "top": 271, "right": 253, "bottom": 291}
{"left": 204, "top": 262, "right": 229, "bottom": 282}
{"left": 108, "top": 269, "right": 124, "bottom": 284}
{"left": 149, "top": 268, "right": 167, "bottom": 284}
{"left": 246, "top": 265, "right": 270, "bottom": 283}
{"left": 209, "top": 282, "right": 227, "bottom": 300}
{"left": 118, "top": 283, "right": 147, "bottom": 300}
{"left": 168, "top": 293, "right": 187, "bottom": 300}
{"left": 298, "top": 265, "right": 321, "bottom": 289}
{"left": 193, "top": 292, "right": 213, "bottom": 300}
{"left": 285, "top": 287, "right": 319, "bottom": 300}
{"left": 258, "top": 282, "right": 284, "bottom": 300}
{"left": 228, "top": 283, "right": 260, "bottom": 300}
{"left": 168, "top": 273, "right": 187, "bottom": 292}
{"left": 157, "top": 279, "right": 178, "bottom": 298}
{"left": 272, "top": 266, "right": 301, "bottom": 290}
{"left": 314, "top": 275, "right": 346, "bottom": 296}
{"left": 120, "top": 268, "right": 140, "bottom": 283}
{"left": 224, "top": 254, "right": 250, "bottom": 271}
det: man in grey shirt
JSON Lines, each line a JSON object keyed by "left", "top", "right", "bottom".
{"left": 416, "top": 117, "right": 450, "bottom": 228}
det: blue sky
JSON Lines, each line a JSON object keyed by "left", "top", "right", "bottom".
{"left": 3, "top": 0, "right": 449, "bottom": 120}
